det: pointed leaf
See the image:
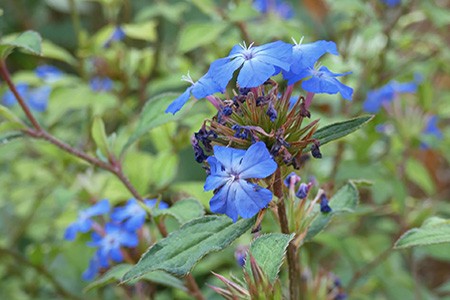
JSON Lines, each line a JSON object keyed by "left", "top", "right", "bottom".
{"left": 122, "top": 93, "right": 190, "bottom": 152}
{"left": 0, "top": 31, "right": 42, "bottom": 59}
{"left": 91, "top": 117, "right": 110, "bottom": 157}
{"left": 153, "top": 198, "right": 205, "bottom": 224}
{"left": 307, "top": 115, "right": 373, "bottom": 150}
{"left": 245, "top": 233, "right": 294, "bottom": 283}
{"left": 394, "top": 217, "right": 450, "bottom": 249}
{"left": 122, "top": 215, "right": 254, "bottom": 282}
{"left": 178, "top": 22, "right": 229, "bottom": 53}
{"left": 84, "top": 264, "right": 186, "bottom": 292}
{"left": 305, "top": 182, "right": 359, "bottom": 241}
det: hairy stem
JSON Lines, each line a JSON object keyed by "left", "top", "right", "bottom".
{"left": 275, "top": 169, "right": 301, "bottom": 300}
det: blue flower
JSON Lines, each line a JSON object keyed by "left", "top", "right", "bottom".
{"left": 35, "top": 65, "right": 63, "bottom": 82}
{"left": 82, "top": 255, "right": 105, "bottom": 281}
{"left": 90, "top": 76, "right": 113, "bottom": 92}
{"left": 381, "top": 0, "right": 401, "bottom": 7}
{"left": 165, "top": 72, "right": 223, "bottom": 114}
{"left": 104, "top": 26, "right": 126, "bottom": 47}
{"left": 111, "top": 198, "right": 169, "bottom": 231}
{"left": 2, "top": 83, "right": 29, "bottom": 106}
{"left": 2, "top": 83, "right": 52, "bottom": 112}
{"left": 363, "top": 80, "right": 417, "bottom": 113}
{"left": 283, "top": 40, "right": 338, "bottom": 85}
{"left": 204, "top": 141, "right": 277, "bottom": 222}
{"left": 253, "top": 0, "right": 294, "bottom": 19}
{"left": 294, "top": 66, "right": 353, "bottom": 100}
{"left": 88, "top": 223, "right": 139, "bottom": 266}
{"left": 423, "top": 115, "right": 442, "bottom": 139}
{"left": 64, "top": 199, "right": 110, "bottom": 241}
{"left": 296, "top": 183, "right": 310, "bottom": 199}
{"left": 208, "top": 41, "right": 292, "bottom": 90}
{"left": 320, "top": 194, "right": 332, "bottom": 213}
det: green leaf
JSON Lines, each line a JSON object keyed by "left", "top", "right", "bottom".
{"left": 153, "top": 198, "right": 204, "bottom": 224}
{"left": 178, "top": 22, "right": 229, "bottom": 53}
{"left": 308, "top": 115, "right": 373, "bottom": 150}
{"left": 0, "top": 106, "right": 26, "bottom": 127}
{"left": 0, "top": 31, "right": 42, "bottom": 59}
{"left": 41, "top": 40, "right": 77, "bottom": 66}
{"left": 405, "top": 158, "right": 435, "bottom": 195}
{"left": 122, "top": 93, "right": 189, "bottom": 152}
{"left": 91, "top": 117, "right": 110, "bottom": 157}
{"left": 245, "top": 233, "right": 294, "bottom": 283}
{"left": 305, "top": 182, "right": 359, "bottom": 241}
{"left": 85, "top": 264, "right": 186, "bottom": 292}
{"left": 228, "top": 1, "right": 260, "bottom": 22}
{"left": 123, "top": 21, "right": 157, "bottom": 42}
{"left": 122, "top": 215, "right": 254, "bottom": 282}
{"left": 394, "top": 217, "right": 450, "bottom": 249}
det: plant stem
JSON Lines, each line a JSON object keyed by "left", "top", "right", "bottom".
{"left": 274, "top": 169, "right": 301, "bottom": 300}
{"left": 0, "top": 59, "right": 204, "bottom": 300}
{"left": 0, "top": 247, "right": 83, "bottom": 300}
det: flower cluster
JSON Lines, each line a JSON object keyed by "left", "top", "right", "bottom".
{"left": 64, "top": 198, "right": 168, "bottom": 280}
{"left": 2, "top": 65, "right": 63, "bottom": 112}
{"left": 167, "top": 39, "right": 352, "bottom": 222}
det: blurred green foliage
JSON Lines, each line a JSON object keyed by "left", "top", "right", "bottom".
{"left": 0, "top": 0, "right": 450, "bottom": 299}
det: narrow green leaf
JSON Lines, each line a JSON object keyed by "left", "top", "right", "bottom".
{"left": 84, "top": 264, "right": 186, "bottom": 292}
{"left": 123, "top": 21, "right": 157, "bottom": 42}
{"left": 245, "top": 233, "right": 294, "bottom": 283}
{"left": 0, "top": 31, "right": 42, "bottom": 59}
{"left": 305, "top": 182, "right": 359, "bottom": 241}
{"left": 394, "top": 217, "right": 450, "bottom": 249}
{"left": 91, "top": 117, "right": 110, "bottom": 157}
{"left": 307, "top": 115, "right": 373, "bottom": 150}
{"left": 0, "top": 106, "right": 26, "bottom": 126}
{"left": 178, "top": 22, "right": 229, "bottom": 53}
{"left": 41, "top": 40, "right": 77, "bottom": 66}
{"left": 405, "top": 158, "right": 435, "bottom": 195}
{"left": 153, "top": 198, "right": 205, "bottom": 224}
{"left": 122, "top": 93, "right": 189, "bottom": 152}
{"left": 122, "top": 215, "right": 254, "bottom": 282}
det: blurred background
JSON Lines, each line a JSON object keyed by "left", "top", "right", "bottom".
{"left": 0, "top": 0, "right": 450, "bottom": 299}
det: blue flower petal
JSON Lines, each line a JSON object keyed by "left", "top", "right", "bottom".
{"left": 302, "top": 66, "right": 353, "bottom": 100}
{"left": 290, "top": 40, "right": 338, "bottom": 74}
{"left": 209, "top": 181, "right": 239, "bottom": 222}
{"left": 2, "top": 83, "right": 29, "bottom": 106}
{"left": 64, "top": 223, "right": 78, "bottom": 241}
{"left": 82, "top": 257, "right": 101, "bottom": 281}
{"left": 124, "top": 214, "right": 145, "bottom": 231}
{"left": 235, "top": 180, "right": 273, "bottom": 219}
{"left": 165, "top": 88, "right": 192, "bottom": 114}
{"left": 237, "top": 59, "right": 276, "bottom": 88}
{"left": 204, "top": 156, "right": 230, "bottom": 191}
{"left": 27, "top": 85, "right": 51, "bottom": 112}
{"left": 236, "top": 142, "right": 277, "bottom": 179}
{"left": 86, "top": 199, "right": 110, "bottom": 217}
{"left": 212, "top": 145, "right": 246, "bottom": 171}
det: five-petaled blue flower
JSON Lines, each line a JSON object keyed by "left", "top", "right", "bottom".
{"left": 282, "top": 39, "right": 339, "bottom": 85}
{"left": 64, "top": 199, "right": 110, "bottom": 241}
{"left": 209, "top": 41, "right": 292, "bottom": 90}
{"left": 111, "top": 198, "right": 169, "bottom": 231}
{"left": 88, "top": 223, "right": 139, "bottom": 267}
{"left": 204, "top": 141, "right": 277, "bottom": 222}
{"left": 363, "top": 80, "right": 417, "bottom": 113}
{"left": 293, "top": 66, "right": 353, "bottom": 100}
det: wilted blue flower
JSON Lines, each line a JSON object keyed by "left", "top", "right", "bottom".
{"left": 363, "top": 79, "right": 417, "bottom": 113}
{"left": 320, "top": 194, "right": 332, "bottom": 213}
{"left": 253, "top": 0, "right": 294, "bottom": 19}
{"left": 209, "top": 41, "right": 292, "bottom": 90}
{"left": 204, "top": 142, "right": 277, "bottom": 222}
{"left": 2, "top": 83, "right": 52, "bottom": 112}
{"left": 234, "top": 245, "right": 248, "bottom": 267}
{"left": 90, "top": 76, "right": 113, "bottom": 92}
{"left": 165, "top": 72, "right": 223, "bottom": 114}
{"left": 88, "top": 223, "right": 139, "bottom": 266}
{"left": 296, "top": 183, "right": 310, "bottom": 199}
{"left": 104, "top": 26, "right": 126, "bottom": 47}
{"left": 111, "top": 198, "right": 169, "bottom": 231}
{"left": 64, "top": 199, "right": 110, "bottom": 241}
{"left": 283, "top": 40, "right": 338, "bottom": 85}
{"left": 294, "top": 66, "right": 353, "bottom": 100}
{"left": 284, "top": 172, "right": 300, "bottom": 187}
{"left": 35, "top": 65, "right": 63, "bottom": 82}
{"left": 381, "top": 0, "right": 401, "bottom": 7}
